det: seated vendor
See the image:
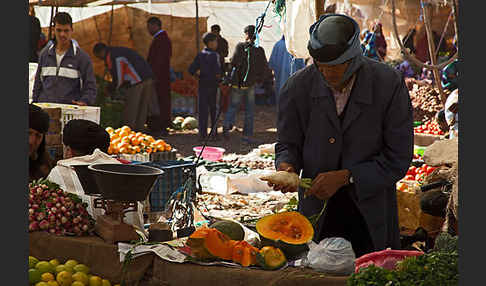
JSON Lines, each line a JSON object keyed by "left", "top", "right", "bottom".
{"left": 47, "top": 119, "right": 145, "bottom": 234}
{"left": 29, "top": 104, "right": 54, "bottom": 182}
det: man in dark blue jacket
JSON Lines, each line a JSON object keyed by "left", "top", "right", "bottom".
{"left": 93, "top": 43, "right": 159, "bottom": 133}
{"left": 269, "top": 14, "right": 413, "bottom": 257}
{"left": 188, "top": 32, "right": 222, "bottom": 141}
{"left": 33, "top": 12, "right": 97, "bottom": 106}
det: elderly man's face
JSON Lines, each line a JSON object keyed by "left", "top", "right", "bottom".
{"left": 29, "top": 128, "right": 44, "bottom": 158}
{"left": 316, "top": 60, "right": 351, "bottom": 89}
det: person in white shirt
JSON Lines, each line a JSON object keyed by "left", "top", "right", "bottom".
{"left": 47, "top": 119, "right": 146, "bottom": 235}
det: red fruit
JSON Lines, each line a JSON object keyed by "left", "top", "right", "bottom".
{"left": 29, "top": 222, "right": 39, "bottom": 231}
{"left": 39, "top": 220, "right": 49, "bottom": 230}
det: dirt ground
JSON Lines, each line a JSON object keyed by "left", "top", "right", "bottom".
{"left": 164, "top": 105, "right": 278, "bottom": 158}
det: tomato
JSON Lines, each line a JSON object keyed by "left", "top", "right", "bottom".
{"left": 405, "top": 175, "right": 415, "bottom": 181}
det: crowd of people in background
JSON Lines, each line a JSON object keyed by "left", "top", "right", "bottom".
{"left": 29, "top": 6, "right": 459, "bottom": 143}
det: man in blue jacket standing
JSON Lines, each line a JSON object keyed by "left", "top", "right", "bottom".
{"left": 268, "top": 36, "right": 305, "bottom": 105}
{"left": 269, "top": 14, "right": 413, "bottom": 257}
{"left": 33, "top": 12, "right": 97, "bottom": 106}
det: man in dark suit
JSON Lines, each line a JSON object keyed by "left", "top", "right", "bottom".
{"left": 147, "top": 17, "right": 172, "bottom": 136}
{"left": 269, "top": 14, "right": 413, "bottom": 257}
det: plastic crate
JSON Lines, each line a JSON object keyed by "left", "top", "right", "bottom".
{"left": 33, "top": 103, "right": 100, "bottom": 132}
{"left": 140, "top": 160, "right": 197, "bottom": 212}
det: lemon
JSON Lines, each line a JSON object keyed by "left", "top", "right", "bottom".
{"left": 64, "top": 259, "right": 79, "bottom": 268}
{"left": 41, "top": 272, "right": 55, "bottom": 282}
{"left": 49, "top": 259, "right": 60, "bottom": 268}
{"left": 88, "top": 275, "right": 103, "bottom": 286}
{"left": 29, "top": 268, "right": 42, "bottom": 284}
{"left": 36, "top": 261, "right": 54, "bottom": 274}
{"left": 101, "top": 279, "right": 112, "bottom": 286}
{"left": 29, "top": 256, "right": 40, "bottom": 269}
{"left": 35, "top": 282, "right": 49, "bottom": 286}
{"left": 55, "top": 265, "right": 66, "bottom": 274}
{"left": 56, "top": 271, "right": 73, "bottom": 286}
{"left": 72, "top": 272, "right": 89, "bottom": 285}
{"left": 47, "top": 281, "right": 60, "bottom": 286}
{"left": 73, "top": 264, "right": 90, "bottom": 274}
{"left": 64, "top": 265, "right": 74, "bottom": 274}
{"left": 72, "top": 282, "right": 86, "bottom": 286}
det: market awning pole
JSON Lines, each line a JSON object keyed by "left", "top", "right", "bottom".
{"left": 422, "top": 0, "right": 447, "bottom": 106}
{"left": 316, "top": 0, "right": 326, "bottom": 19}
{"left": 451, "top": 0, "right": 459, "bottom": 46}
{"left": 48, "top": 5, "right": 54, "bottom": 40}
{"left": 195, "top": 0, "right": 200, "bottom": 114}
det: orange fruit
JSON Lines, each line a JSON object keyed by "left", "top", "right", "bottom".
{"left": 119, "top": 131, "right": 129, "bottom": 138}
{"left": 121, "top": 136, "right": 131, "bottom": 144}
{"left": 165, "top": 145, "right": 172, "bottom": 151}
{"left": 145, "top": 147, "right": 153, "bottom": 153}
{"left": 120, "top": 126, "right": 131, "bottom": 133}
{"left": 105, "top": 127, "right": 114, "bottom": 134}
{"left": 133, "top": 146, "right": 141, "bottom": 153}
{"left": 145, "top": 136, "right": 155, "bottom": 143}
{"left": 118, "top": 147, "right": 129, "bottom": 154}
{"left": 131, "top": 137, "right": 141, "bottom": 146}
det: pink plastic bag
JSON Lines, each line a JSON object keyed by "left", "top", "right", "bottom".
{"left": 354, "top": 249, "right": 424, "bottom": 273}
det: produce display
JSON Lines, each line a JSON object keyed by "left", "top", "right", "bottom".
{"left": 409, "top": 84, "right": 448, "bottom": 122}
{"left": 186, "top": 227, "right": 288, "bottom": 269}
{"left": 170, "top": 78, "right": 198, "bottom": 98}
{"left": 221, "top": 156, "right": 275, "bottom": 171}
{"left": 29, "top": 256, "right": 117, "bottom": 286}
{"left": 28, "top": 179, "right": 95, "bottom": 236}
{"left": 402, "top": 164, "right": 437, "bottom": 182}
{"left": 414, "top": 120, "right": 444, "bottom": 136}
{"left": 105, "top": 125, "right": 172, "bottom": 155}
{"left": 347, "top": 233, "right": 458, "bottom": 286}
{"left": 210, "top": 220, "right": 245, "bottom": 241}
{"left": 256, "top": 211, "right": 314, "bottom": 260}
{"left": 172, "top": 116, "right": 198, "bottom": 131}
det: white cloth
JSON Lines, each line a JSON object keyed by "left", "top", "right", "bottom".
{"left": 47, "top": 149, "right": 146, "bottom": 233}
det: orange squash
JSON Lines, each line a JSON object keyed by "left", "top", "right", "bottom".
{"left": 187, "top": 227, "right": 235, "bottom": 261}
{"left": 231, "top": 240, "right": 259, "bottom": 267}
{"left": 256, "top": 211, "right": 314, "bottom": 260}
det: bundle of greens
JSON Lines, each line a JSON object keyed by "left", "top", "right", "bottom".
{"left": 347, "top": 233, "right": 458, "bottom": 286}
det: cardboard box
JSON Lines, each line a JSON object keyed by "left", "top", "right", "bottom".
{"left": 45, "top": 134, "right": 62, "bottom": 146}
{"left": 48, "top": 119, "right": 62, "bottom": 134}
{"left": 42, "top": 107, "right": 62, "bottom": 120}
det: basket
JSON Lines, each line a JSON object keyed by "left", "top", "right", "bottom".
{"left": 33, "top": 103, "right": 101, "bottom": 133}
{"left": 139, "top": 160, "right": 197, "bottom": 212}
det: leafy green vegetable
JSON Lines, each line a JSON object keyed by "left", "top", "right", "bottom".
{"left": 433, "top": 232, "right": 458, "bottom": 253}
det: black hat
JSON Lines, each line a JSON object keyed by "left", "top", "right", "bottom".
{"left": 308, "top": 15, "right": 355, "bottom": 62}
{"left": 63, "top": 119, "right": 110, "bottom": 154}
{"left": 29, "top": 104, "right": 50, "bottom": 134}
{"left": 202, "top": 32, "right": 218, "bottom": 45}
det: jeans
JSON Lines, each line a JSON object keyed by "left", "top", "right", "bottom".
{"left": 223, "top": 86, "right": 255, "bottom": 137}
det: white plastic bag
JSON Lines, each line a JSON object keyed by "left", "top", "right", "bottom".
{"left": 302, "top": 237, "right": 356, "bottom": 275}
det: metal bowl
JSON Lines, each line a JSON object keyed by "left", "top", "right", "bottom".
{"left": 88, "top": 163, "right": 163, "bottom": 201}
{"left": 73, "top": 165, "right": 101, "bottom": 196}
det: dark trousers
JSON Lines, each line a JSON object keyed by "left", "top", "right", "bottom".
{"left": 155, "top": 80, "right": 172, "bottom": 130}
{"left": 198, "top": 86, "right": 218, "bottom": 138}
{"left": 317, "top": 187, "right": 375, "bottom": 258}
{"left": 121, "top": 79, "right": 154, "bottom": 132}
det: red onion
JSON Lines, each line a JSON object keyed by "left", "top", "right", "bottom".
{"left": 32, "top": 204, "right": 39, "bottom": 210}
{"left": 61, "top": 217, "right": 68, "bottom": 224}
{"left": 48, "top": 214, "right": 56, "bottom": 222}
{"left": 82, "top": 224, "right": 89, "bottom": 232}
{"left": 50, "top": 207, "right": 57, "bottom": 214}
{"left": 29, "top": 209, "right": 34, "bottom": 215}
{"left": 46, "top": 202, "right": 53, "bottom": 208}
{"left": 73, "top": 226, "right": 81, "bottom": 233}
{"left": 60, "top": 206, "right": 67, "bottom": 213}
{"left": 29, "top": 222, "right": 39, "bottom": 231}
{"left": 36, "top": 213, "right": 45, "bottom": 221}
{"left": 39, "top": 220, "right": 49, "bottom": 230}
{"left": 49, "top": 228, "right": 56, "bottom": 234}
{"left": 36, "top": 188, "right": 43, "bottom": 195}
{"left": 73, "top": 217, "right": 80, "bottom": 224}
{"left": 56, "top": 213, "right": 62, "bottom": 219}
{"left": 55, "top": 203, "right": 61, "bottom": 209}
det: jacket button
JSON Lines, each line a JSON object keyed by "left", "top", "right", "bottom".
{"left": 329, "top": 137, "right": 336, "bottom": 144}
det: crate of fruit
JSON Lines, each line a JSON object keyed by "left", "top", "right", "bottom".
{"left": 138, "top": 160, "right": 197, "bottom": 212}
{"left": 33, "top": 103, "right": 100, "bottom": 133}
{"left": 413, "top": 121, "right": 445, "bottom": 147}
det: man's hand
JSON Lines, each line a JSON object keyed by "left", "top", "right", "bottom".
{"left": 304, "top": 169, "right": 351, "bottom": 200}
{"left": 72, "top": 100, "right": 87, "bottom": 106}
{"left": 267, "top": 162, "right": 297, "bottom": 193}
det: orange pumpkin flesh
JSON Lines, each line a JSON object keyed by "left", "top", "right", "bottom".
{"left": 187, "top": 227, "right": 260, "bottom": 266}
{"left": 256, "top": 211, "right": 314, "bottom": 244}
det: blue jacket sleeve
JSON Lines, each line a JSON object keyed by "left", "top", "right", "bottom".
{"left": 275, "top": 77, "right": 305, "bottom": 172}
{"left": 78, "top": 53, "right": 97, "bottom": 105}
{"left": 348, "top": 76, "right": 414, "bottom": 202}
{"left": 188, "top": 54, "right": 200, "bottom": 76}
